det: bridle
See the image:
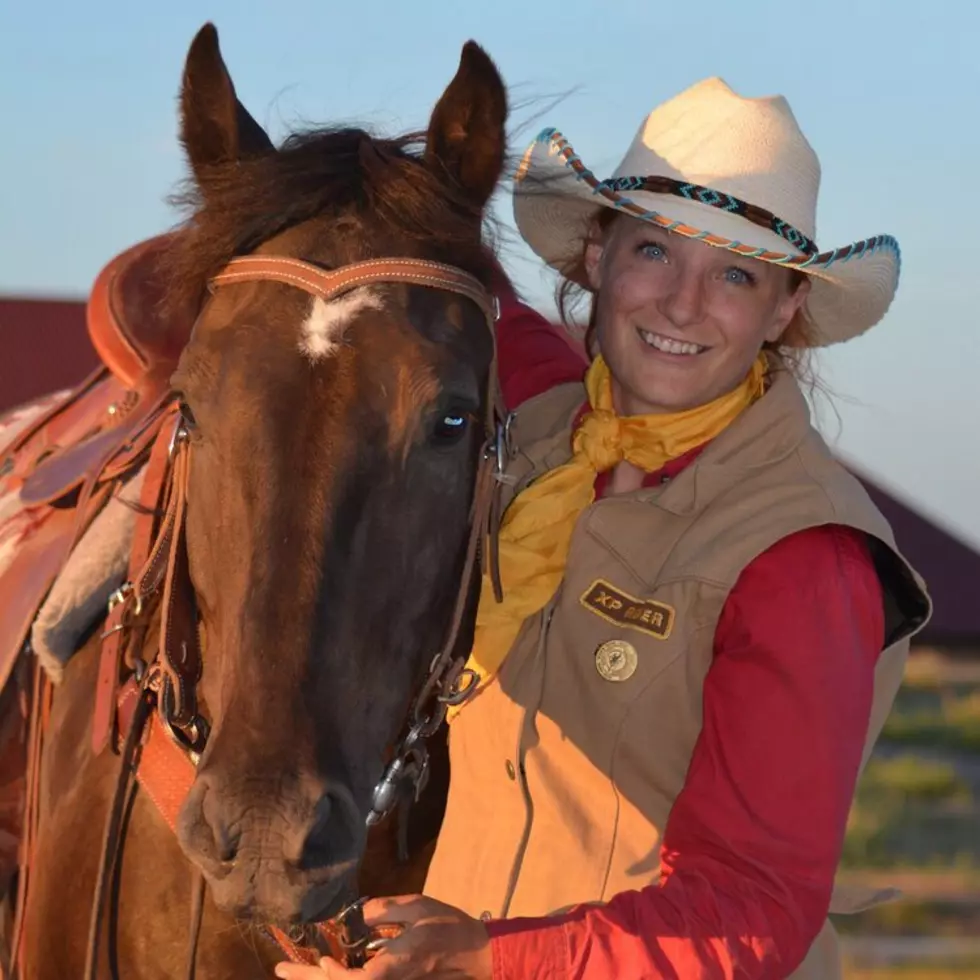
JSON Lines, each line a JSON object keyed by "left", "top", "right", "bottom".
{"left": 14, "top": 255, "right": 510, "bottom": 978}
{"left": 99, "top": 255, "right": 507, "bottom": 976}
{"left": 206, "top": 257, "right": 507, "bottom": 832}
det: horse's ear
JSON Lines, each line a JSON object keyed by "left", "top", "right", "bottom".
{"left": 425, "top": 41, "right": 508, "bottom": 210}
{"left": 179, "top": 23, "right": 274, "bottom": 183}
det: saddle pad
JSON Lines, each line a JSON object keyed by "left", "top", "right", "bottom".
{"left": 30, "top": 466, "right": 146, "bottom": 682}
{"left": 0, "top": 390, "right": 147, "bottom": 684}
{"left": 0, "top": 392, "right": 72, "bottom": 581}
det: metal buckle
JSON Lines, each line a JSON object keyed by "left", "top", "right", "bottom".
{"left": 437, "top": 667, "right": 479, "bottom": 706}
{"left": 100, "top": 582, "right": 143, "bottom": 638}
{"left": 366, "top": 722, "right": 431, "bottom": 826}
{"left": 488, "top": 412, "right": 517, "bottom": 485}
{"left": 503, "top": 410, "right": 516, "bottom": 456}
{"left": 168, "top": 419, "right": 189, "bottom": 457}
{"left": 107, "top": 581, "right": 142, "bottom": 617}
{"left": 171, "top": 715, "right": 210, "bottom": 761}
{"left": 331, "top": 897, "right": 375, "bottom": 967}
{"left": 158, "top": 710, "right": 209, "bottom": 765}
{"left": 494, "top": 423, "right": 506, "bottom": 476}
{"left": 157, "top": 675, "right": 209, "bottom": 759}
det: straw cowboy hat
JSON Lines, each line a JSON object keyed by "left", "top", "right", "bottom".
{"left": 512, "top": 77, "right": 899, "bottom": 347}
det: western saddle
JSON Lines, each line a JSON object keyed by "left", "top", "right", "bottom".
{"left": 0, "top": 234, "right": 197, "bottom": 685}
{"left": 0, "top": 235, "right": 195, "bottom": 909}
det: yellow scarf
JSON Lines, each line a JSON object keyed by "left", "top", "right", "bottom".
{"left": 448, "top": 352, "right": 768, "bottom": 719}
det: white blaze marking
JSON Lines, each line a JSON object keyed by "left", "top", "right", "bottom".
{"left": 298, "top": 289, "right": 383, "bottom": 360}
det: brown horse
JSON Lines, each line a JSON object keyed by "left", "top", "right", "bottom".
{"left": 16, "top": 23, "right": 508, "bottom": 979}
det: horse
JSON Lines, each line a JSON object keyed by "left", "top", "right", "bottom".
{"left": 10, "top": 22, "right": 509, "bottom": 979}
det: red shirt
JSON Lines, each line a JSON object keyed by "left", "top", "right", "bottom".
{"left": 483, "top": 294, "right": 884, "bottom": 979}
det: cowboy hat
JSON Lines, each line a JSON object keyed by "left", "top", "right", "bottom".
{"left": 512, "top": 77, "right": 899, "bottom": 347}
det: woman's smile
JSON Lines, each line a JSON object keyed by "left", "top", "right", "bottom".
{"left": 635, "top": 326, "right": 708, "bottom": 357}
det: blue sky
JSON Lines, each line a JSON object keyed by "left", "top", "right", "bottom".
{"left": 2, "top": 1, "right": 978, "bottom": 546}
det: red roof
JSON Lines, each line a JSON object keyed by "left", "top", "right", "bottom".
{"left": 2, "top": 295, "right": 978, "bottom": 645}
{"left": 0, "top": 297, "right": 99, "bottom": 410}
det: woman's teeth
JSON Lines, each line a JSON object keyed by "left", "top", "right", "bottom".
{"left": 638, "top": 329, "right": 705, "bottom": 356}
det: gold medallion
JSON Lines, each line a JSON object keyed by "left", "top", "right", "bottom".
{"left": 594, "top": 639, "right": 638, "bottom": 682}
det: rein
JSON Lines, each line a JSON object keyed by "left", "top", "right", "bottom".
{"left": 16, "top": 255, "right": 507, "bottom": 979}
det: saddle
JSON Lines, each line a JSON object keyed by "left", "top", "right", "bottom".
{"left": 86, "top": 233, "right": 195, "bottom": 388}
{"left": 0, "top": 233, "right": 196, "bottom": 692}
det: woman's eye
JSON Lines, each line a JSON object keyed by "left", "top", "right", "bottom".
{"left": 724, "top": 267, "right": 755, "bottom": 286}
{"left": 639, "top": 242, "right": 666, "bottom": 260}
{"left": 431, "top": 413, "right": 470, "bottom": 446}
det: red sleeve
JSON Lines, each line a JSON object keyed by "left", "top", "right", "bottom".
{"left": 486, "top": 525, "right": 884, "bottom": 980}
{"left": 494, "top": 292, "right": 587, "bottom": 410}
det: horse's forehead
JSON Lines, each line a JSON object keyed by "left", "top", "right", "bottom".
{"left": 183, "top": 281, "right": 481, "bottom": 409}
{"left": 298, "top": 289, "right": 384, "bottom": 362}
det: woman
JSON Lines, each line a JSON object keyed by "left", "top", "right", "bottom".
{"left": 278, "top": 77, "right": 931, "bottom": 980}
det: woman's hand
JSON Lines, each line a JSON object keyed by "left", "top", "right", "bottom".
{"left": 274, "top": 895, "right": 493, "bottom": 980}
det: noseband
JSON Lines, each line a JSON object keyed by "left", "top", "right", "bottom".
{"left": 77, "top": 255, "right": 510, "bottom": 976}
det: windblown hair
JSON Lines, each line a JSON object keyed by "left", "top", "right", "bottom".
{"left": 160, "top": 127, "right": 503, "bottom": 318}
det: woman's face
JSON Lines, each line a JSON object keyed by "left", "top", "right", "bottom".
{"left": 584, "top": 216, "right": 810, "bottom": 415}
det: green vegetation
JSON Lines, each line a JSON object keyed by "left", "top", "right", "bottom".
{"left": 880, "top": 689, "right": 980, "bottom": 754}
{"left": 857, "top": 756, "right": 970, "bottom": 804}
{"left": 846, "top": 965, "right": 980, "bottom": 980}
{"left": 835, "top": 899, "right": 980, "bottom": 938}
{"left": 839, "top": 650, "right": 980, "bottom": 978}
{"left": 841, "top": 756, "right": 976, "bottom": 871}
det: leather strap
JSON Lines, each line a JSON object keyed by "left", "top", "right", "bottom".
{"left": 8, "top": 660, "right": 51, "bottom": 978}
{"left": 209, "top": 256, "right": 498, "bottom": 330}
{"left": 155, "top": 440, "right": 203, "bottom": 735}
{"left": 1, "top": 366, "right": 108, "bottom": 463}
{"left": 92, "top": 407, "right": 181, "bottom": 756}
{"left": 115, "top": 681, "right": 195, "bottom": 831}
{"left": 94, "top": 419, "right": 203, "bottom": 760}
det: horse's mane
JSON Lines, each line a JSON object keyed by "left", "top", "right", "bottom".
{"left": 160, "top": 126, "right": 502, "bottom": 317}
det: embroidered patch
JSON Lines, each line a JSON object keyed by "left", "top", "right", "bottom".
{"left": 580, "top": 580, "right": 675, "bottom": 639}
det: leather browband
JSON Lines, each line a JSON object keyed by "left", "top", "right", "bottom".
{"left": 208, "top": 256, "right": 499, "bottom": 327}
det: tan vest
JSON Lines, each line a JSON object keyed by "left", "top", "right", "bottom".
{"left": 425, "top": 370, "right": 932, "bottom": 979}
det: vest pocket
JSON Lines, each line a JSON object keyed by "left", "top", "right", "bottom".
{"left": 546, "top": 573, "right": 695, "bottom": 713}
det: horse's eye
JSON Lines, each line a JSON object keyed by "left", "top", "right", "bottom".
{"left": 431, "top": 412, "right": 471, "bottom": 446}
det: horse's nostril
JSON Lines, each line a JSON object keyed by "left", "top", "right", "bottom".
{"left": 203, "top": 784, "right": 241, "bottom": 865}
{"left": 216, "top": 834, "right": 238, "bottom": 864}
{"left": 297, "top": 797, "right": 333, "bottom": 871}
{"left": 177, "top": 777, "right": 239, "bottom": 873}
{"left": 297, "top": 791, "right": 357, "bottom": 872}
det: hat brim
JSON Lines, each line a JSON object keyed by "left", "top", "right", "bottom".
{"left": 512, "top": 128, "right": 901, "bottom": 348}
